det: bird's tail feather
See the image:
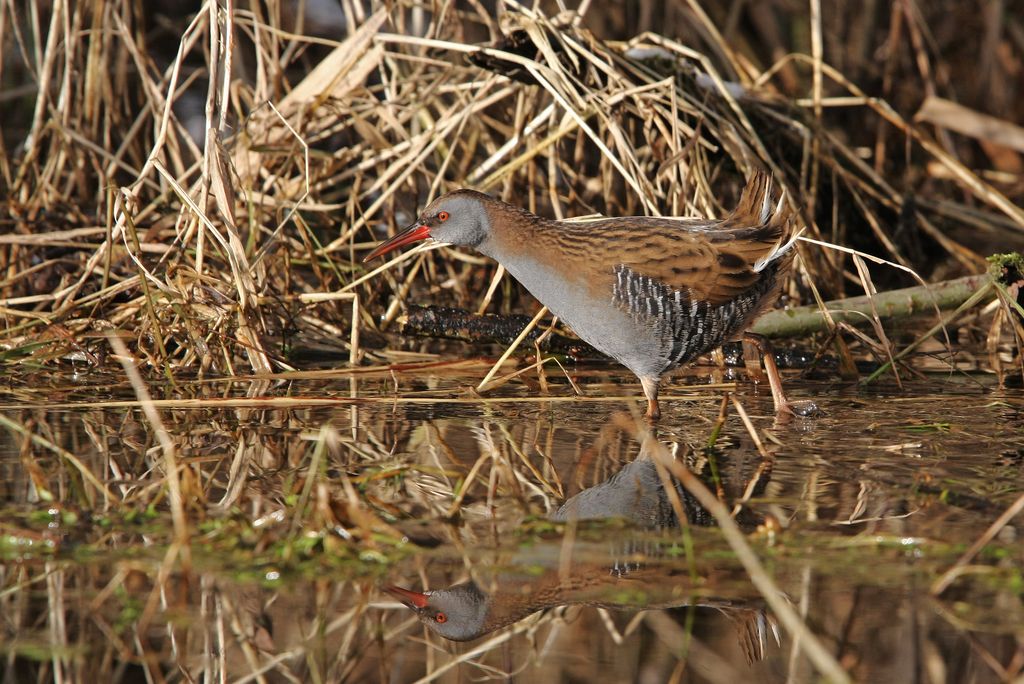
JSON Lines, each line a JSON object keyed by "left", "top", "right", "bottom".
{"left": 728, "top": 171, "right": 801, "bottom": 272}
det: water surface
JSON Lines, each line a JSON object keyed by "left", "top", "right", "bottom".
{"left": 1, "top": 366, "right": 1022, "bottom": 682}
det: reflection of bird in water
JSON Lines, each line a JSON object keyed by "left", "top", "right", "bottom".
{"left": 387, "top": 441, "right": 778, "bottom": 663}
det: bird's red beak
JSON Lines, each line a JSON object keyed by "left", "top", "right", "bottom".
{"left": 385, "top": 584, "right": 430, "bottom": 609}
{"left": 363, "top": 223, "right": 431, "bottom": 262}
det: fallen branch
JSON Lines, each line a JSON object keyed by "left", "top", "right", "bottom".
{"left": 398, "top": 304, "right": 580, "bottom": 352}
{"left": 751, "top": 273, "right": 991, "bottom": 338}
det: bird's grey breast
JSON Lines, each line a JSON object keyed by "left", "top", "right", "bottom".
{"left": 491, "top": 252, "right": 666, "bottom": 375}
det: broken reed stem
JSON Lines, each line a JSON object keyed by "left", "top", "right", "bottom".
{"left": 642, "top": 436, "right": 852, "bottom": 684}
{"left": 931, "top": 490, "right": 1024, "bottom": 596}
{"left": 107, "top": 333, "right": 189, "bottom": 549}
{"left": 863, "top": 279, "right": 996, "bottom": 383}
{"left": 473, "top": 355, "right": 556, "bottom": 393}
{"left": 476, "top": 305, "right": 549, "bottom": 392}
{"left": 729, "top": 396, "right": 771, "bottom": 461}
{"left": 288, "top": 425, "right": 327, "bottom": 538}
{"left": 0, "top": 414, "right": 113, "bottom": 503}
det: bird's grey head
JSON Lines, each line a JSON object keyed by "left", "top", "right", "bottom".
{"left": 363, "top": 190, "right": 493, "bottom": 262}
{"left": 386, "top": 581, "right": 490, "bottom": 641}
{"left": 417, "top": 191, "right": 492, "bottom": 249}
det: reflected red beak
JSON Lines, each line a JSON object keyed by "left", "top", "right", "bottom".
{"left": 385, "top": 584, "right": 430, "bottom": 610}
{"left": 363, "top": 224, "right": 431, "bottom": 262}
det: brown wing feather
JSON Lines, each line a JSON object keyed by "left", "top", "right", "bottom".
{"left": 495, "top": 171, "right": 796, "bottom": 307}
{"left": 616, "top": 171, "right": 795, "bottom": 305}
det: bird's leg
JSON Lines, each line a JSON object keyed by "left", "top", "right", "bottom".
{"left": 640, "top": 376, "right": 661, "bottom": 421}
{"left": 740, "top": 338, "right": 768, "bottom": 383}
{"left": 742, "top": 333, "right": 792, "bottom": 415}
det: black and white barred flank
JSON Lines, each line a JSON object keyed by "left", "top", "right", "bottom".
{"left": 611, "top": 261, "right": 782, "bottom": 374}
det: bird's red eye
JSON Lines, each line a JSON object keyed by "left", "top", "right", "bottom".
{"left": 435, "top": 612, "right": 447, "bottom": 623}
{"left": 438, "top": 211, "right": 449, "bottom": 222}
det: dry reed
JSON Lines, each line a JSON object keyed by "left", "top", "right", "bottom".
{"left": 0, "top": 0, "right": 1021, "bottom": 379}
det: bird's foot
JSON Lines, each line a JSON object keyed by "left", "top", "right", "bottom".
{"left": 776, "top": 399, "right": 823, "bottom": 419}
{"left": 741, "top": 333, "right": 822, "bottom": 418}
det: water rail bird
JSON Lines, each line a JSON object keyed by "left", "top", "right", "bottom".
{"left": 365, "top": 172, "right": 801, "bottom": 419}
